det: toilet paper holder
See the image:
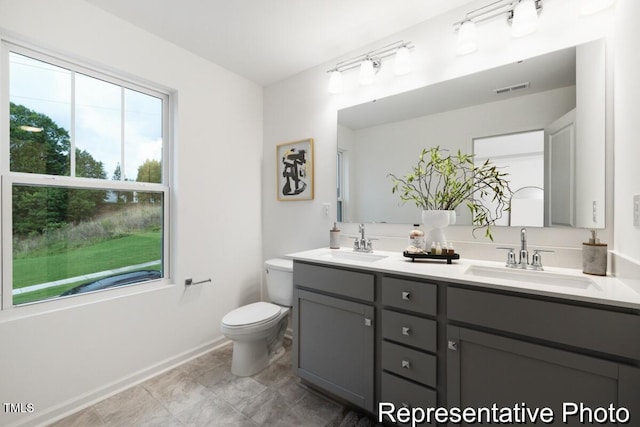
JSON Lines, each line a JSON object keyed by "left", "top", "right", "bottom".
{"left": 185, "top": 278, "right": 212, "bottom": 286}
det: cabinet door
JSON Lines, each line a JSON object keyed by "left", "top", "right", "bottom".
{"left": 447, "top": 326, "right": 622, "bottom": 426}
{"left": 293, "top": 288, "right": 374, "bottom": 412}
{"left": 619, "top": 365, "right": 640, "bottom": 421}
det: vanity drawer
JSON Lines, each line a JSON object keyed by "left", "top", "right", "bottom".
{"left": 380, "top": 371, "right": 436, "bottom": 416}
{"left": 382, "top": 309, "right": 436, "bottom": 352}
{"left": 293, "top": 262, "right": 374, "bottom": 302}
{"left": 381, "top": 276, "right": 437, "bottom": 315}
{"left": 448, "top": 286, "right": 640, "bottom": 360}
{"left": 382, "top": 341, "right": 436, "bottom": 387}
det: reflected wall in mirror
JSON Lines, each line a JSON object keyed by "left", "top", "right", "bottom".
{"left": 337, "top": 39, "right": 606, "bottom": 229}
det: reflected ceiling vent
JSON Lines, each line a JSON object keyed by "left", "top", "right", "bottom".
{"left": 495, "top": 82, "right": 530, "bottom": 95}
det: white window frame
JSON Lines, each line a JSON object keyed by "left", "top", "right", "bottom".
{"left": 0, "top": 38, "right": 172, "bottom": 311}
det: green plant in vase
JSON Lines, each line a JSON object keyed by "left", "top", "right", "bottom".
{"left": 388, "top": 146, "right": 511, "bottom": 241}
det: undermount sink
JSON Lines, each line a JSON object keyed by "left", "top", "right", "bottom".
{"left": 464, "top": 265, "right": 600, "bottom": 290}
{"left": 321, "top": 250, "right": 388, "bottom": 263}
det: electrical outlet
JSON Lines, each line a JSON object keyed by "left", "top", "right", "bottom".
{"left": 634, "top": 194, "right": 640, "bottom": 227}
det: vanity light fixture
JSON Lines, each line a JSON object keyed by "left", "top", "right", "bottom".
{"left": 328, "top": 69, "right": 342, "bottom": 94}
{"left": 510, "top": 0, "right": 540, "bottom": 37}
{"left": 456, "top": 20, "right": 479, "bottom": 55}
{"left": 359, "top": 57, "right": 379, "bottom": 86}
{"left": 394, "top": 45, "right": 412, "bottom": 76}
{"left": 326, "top": 40, "right": 414, "bottom": 93}
{"left": 453, "top": 0, "right": 543, "bottom": 55}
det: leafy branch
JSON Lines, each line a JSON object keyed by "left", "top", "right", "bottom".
{"left": 387, "top": 147, "right": 512, "bottom": 240}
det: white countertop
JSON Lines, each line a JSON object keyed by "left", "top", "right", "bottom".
{"left": 287, "top": 247, "right": 640, "bottom": 310}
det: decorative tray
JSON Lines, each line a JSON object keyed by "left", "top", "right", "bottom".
{"left": 402, "top": 251, "right": 460, "bottom": 264}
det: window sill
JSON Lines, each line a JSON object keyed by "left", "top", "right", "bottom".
{"left": 0, "top": 279, "right": 176, "bottom": 323}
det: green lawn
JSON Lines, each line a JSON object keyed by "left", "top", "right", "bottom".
{"left": 13, "top": 231, "right": 162, "bottom": 288}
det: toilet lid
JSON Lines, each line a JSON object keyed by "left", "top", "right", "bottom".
{"left": 222, "top": 302, "right": 281, "bottom": 327}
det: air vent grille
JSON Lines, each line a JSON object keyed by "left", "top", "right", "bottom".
{"left": 495, "top": 82, "right": 530, "bottom": 95}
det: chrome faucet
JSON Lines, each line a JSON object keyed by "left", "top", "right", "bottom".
{"left": 353, "top": 223, "right": 373, "bottom": 253}
{"left": 497, "top": 227, "right": 553, "bottom": 271}
{"left": 518, "top": 227, "right": 529, "bottom": 268}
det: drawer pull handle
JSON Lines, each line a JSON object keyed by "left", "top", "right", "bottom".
{"left": 364, "top": 318, "right": 372, "bottom": 327}
{"left": 401, "top": 291, "right": 411, "bottom": 300}
{"left": 448, "top": 340, "right": 458, "bottom": 351}
{"left": 401, "top": 359, "right": 411, "bottom": 369}
{"left": 402, "top": 326, "right": 411, "bottom": 336}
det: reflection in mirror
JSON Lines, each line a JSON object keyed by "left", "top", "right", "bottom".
{"left": 337, "top": 39, "right": 605, "bottom": 229}
{"left": 474, "top": 130, "right": 544, "bottom": 227}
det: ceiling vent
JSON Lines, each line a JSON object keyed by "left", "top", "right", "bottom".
{"left": 495, "top": 82, "right": 530, "bottom": 95}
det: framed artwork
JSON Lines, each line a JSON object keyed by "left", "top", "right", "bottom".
{"left": 276, "top": 138, "right": 314, "bottom": 201}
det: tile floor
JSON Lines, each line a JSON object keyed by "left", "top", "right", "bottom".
{"left": 50, "top": 339, "right": 375, "bottom": 426}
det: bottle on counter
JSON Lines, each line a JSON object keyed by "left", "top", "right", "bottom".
{"left": 582, "top": 230, "right": 607, "bottom": 275}
{"left": 329, "top": 222, "right": 341, "bottom": 249}
{"left": 408, "top": 224, "right": 425, "bottom": 251}
{"left": 435, "top": 242, "right": 443, "bottom": 255}
{"left": 447, "top": 242, "right": 455, "bottom": 255}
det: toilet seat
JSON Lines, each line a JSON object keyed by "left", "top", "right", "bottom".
{"left": 222, "top": 301, "right": 281, "bottom": 327}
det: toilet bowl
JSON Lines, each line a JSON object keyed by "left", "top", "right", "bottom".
{"left": 220, "top": 258, "right": 293, "bottom": 376}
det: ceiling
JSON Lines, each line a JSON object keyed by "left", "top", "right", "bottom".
{"left": 85, "top": 0, "right": 474, "bottom": 87}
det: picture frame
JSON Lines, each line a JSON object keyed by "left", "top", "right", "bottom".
{"left": 276, "top": 138, "right": 314, "bottom": 201}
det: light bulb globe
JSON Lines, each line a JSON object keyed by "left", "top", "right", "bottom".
{"left": 328, "top": 70, "right": 342, "bottom": 94}
{"left": 456, "top": 20, "right": 478, "bottom": 55}
{"left": 511, "top": 0, "right": 539, "bottom": 38}
{"left": 394, "top": 46, "right": 411, "bottom": 75}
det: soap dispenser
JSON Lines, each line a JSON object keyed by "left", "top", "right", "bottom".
{"left": 582, "top": 230, "right": 607, "bottom": 276}
{"left": 329, "top": 222, "right": 341, "bottom": 249}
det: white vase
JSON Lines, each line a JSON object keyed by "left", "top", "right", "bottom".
{"left": 422, "top": 210, "right": 455, "bottom": 247}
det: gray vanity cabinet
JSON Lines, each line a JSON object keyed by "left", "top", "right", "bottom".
{"left": 292, "top": 262, "right": 375, "bottom": 412}
{"left": 380, "top": 277, "right": 438, "bottom": 418}
{"left": 292, "top": 259, "right": 640, "bottom": 425}
{"left": 447, "top": 285, "right": 640, "bottom": 425}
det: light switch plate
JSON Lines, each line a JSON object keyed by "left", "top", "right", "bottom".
{"left": 322, "top": 202, "right": 331, "bottom": 218}
{"left": 634, "top": 194, "right": 640, "bottom": 227}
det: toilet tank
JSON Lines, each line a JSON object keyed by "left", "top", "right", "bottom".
{"left": 264, "top": 258, "right": 293, "bottom": 307}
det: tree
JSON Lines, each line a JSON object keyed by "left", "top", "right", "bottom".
{"left": 76, "top": 148, "right": 106, "bottom": 180}
{"left": 136, "top": 159, "right": 161, "bottom": 184}
{"left": 10, "top": 102, "right": 70, "bottom": 175}
{"left": 136, "top": 159, "right": 162, "bottom": 204}
{"left": 111, "top": 163, "right": 133, "bottom": 204}
{"left": 113, "top": 163, "right": 122, "bottom": 181}
{"left": 10, "top": 102, "right": 107, "bottom": 235}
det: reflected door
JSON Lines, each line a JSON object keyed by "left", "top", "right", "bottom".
{"left": 545, "top": 109, "right": 576, "bottom": 227}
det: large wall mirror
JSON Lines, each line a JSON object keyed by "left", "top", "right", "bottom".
{"left": 337, "top": 39, "right": 606, "bottom": 229}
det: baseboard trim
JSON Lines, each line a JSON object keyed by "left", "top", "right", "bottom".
{"left": 17, "top": 337, "right": 230, "bottom": 427}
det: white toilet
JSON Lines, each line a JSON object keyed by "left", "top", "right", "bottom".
{"left": 220, "top": 258, "right": 293, "bottom": 376}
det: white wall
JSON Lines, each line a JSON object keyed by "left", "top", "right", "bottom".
{"left": 263, "top": 0, "right": 615, "bottom": 268}
{"left": 613, "top": 0, "right": 640, "bottom": 277}
{"left": 0, "top": 1, "right": 263, "bottom": 425}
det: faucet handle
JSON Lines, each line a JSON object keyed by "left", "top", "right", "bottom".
{"left": 496, "top": 247, "right": 517, "bottom": 268}
{"left": 531, "top": 249, "right": 554, "bottom": 271}
{"left": 353, "top": 238, "right": 361, "bottom": 250}
{"left": 365, "top": 238, "right": 377, "bottom": 251}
